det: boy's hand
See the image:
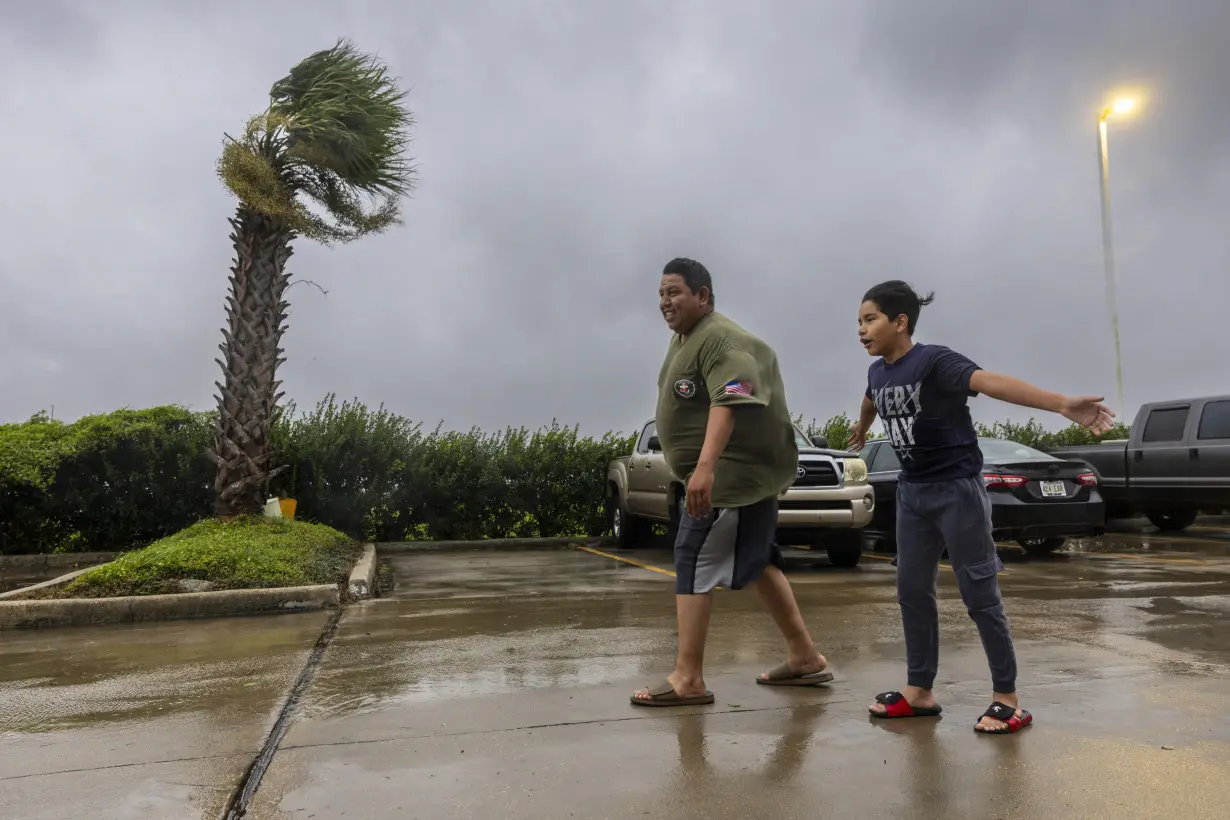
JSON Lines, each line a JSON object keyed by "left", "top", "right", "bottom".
{"left": 848, "top": 422, "right": 867, "bottom": 451}
{"left": 1061, "top": 396, "right": 1117, "bottom": 435}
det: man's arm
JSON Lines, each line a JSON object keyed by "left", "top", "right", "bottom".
{"left": 696, "top": 405, "right": 735, "bottom": 473}
{"left": 969, "top": 371, "right": 1117, "bottom": 433}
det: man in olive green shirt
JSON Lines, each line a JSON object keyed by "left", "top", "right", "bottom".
{"left": 631, "top": 258, "right": 832, "bottom": 708}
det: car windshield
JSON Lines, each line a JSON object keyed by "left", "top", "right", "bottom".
{"left": 794, "top": 427, "right": 813, "bottom": 448}
{"left": 978, "top": 438, "right": 1055, "bottom": 462}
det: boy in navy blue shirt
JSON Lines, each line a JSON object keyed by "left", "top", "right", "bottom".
{"left": 850, "top": 281, "right": 1115, "bottom": 734}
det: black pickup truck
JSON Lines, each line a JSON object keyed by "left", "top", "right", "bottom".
{"left": 1050, "top": 395, "right": 1230, "bottom": 531}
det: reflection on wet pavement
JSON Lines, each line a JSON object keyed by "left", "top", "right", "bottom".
{"left": 247, "top": 530, "right": 1230, "bottom": 819}
{"left": 5, "top": 522, "right": 1230, "bottom": 819}
{"left": 0, "top": 612, "right": 331, "bottom": 819}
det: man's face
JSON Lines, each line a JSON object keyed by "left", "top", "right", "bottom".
{"left": 857, "top": 299, "right": 906, "bottom": 357}
{"left": 659, "top": 274, "right": 707, "bottom": 334}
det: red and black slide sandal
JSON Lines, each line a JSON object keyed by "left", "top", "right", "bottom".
{"left": 975, "top": 701, "right": 1032, "bottom": 734}
{"left": 869, "top": 691, "right": 943, "bottom": 719}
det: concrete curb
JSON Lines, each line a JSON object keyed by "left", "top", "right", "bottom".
{"left": 0, "top": 552, "right": 117, "bottom": 571}
{"left": 0, "top": 584, "right": 339, "bottom": 630}
{"left": 347, "top": 544, "right": 378, "bottom": 599}
{"left": 0, "top": 564, "right": 106, "bottom": 601}
{"left": 377, "top": 537, "right": 616, "bottom": 554}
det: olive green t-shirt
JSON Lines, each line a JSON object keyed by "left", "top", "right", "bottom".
{"left": 655, "top": 311, "right": 799, "bottom": 508}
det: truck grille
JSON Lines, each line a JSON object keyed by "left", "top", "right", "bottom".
{"left": 794, "top": 461, "right": 840, "bottom": 487}
{"left": 779, "top": 499, "right": 850, "bottom": 511}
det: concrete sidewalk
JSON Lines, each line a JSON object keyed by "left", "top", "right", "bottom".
{"left": 244, "top": 547, "right": 1230, "bottom": 819}
{"left": 4, "top": 531, "right": 1230, "bottom": 819}
{"left": 0, "top": 611, "right": 331, "bottom": 819}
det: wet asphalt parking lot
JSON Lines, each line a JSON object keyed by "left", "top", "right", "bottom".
{"left": 3, "top": 520, "right": 1230, "bottom": 819}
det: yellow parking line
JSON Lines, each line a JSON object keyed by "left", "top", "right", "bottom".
{"left": 574, "top": 545, "right": 677, "bottom": 578}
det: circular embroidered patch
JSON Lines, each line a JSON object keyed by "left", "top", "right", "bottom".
{"left": 674, "top": 379, "right": 697, "bottom": 399}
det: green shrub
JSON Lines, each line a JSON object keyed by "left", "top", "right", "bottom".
{"left": 0, "top": 407, "right": 213, "bottom": 555}
{"left": 271, "top": 396, "right": 636, "bottom": 543}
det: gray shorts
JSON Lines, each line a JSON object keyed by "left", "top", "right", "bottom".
{"left": 674, "top": 495, "right": 783, "bottom": 594}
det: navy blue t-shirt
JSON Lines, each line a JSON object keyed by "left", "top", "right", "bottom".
{"left": 865, "top": 344, "right": 983, "bottom": 482}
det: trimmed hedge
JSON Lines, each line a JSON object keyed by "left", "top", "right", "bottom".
{"left": 0, "top": 397, "right": 1128, "bottom": 555}
{"left": 0, "top": 397, "right": 634, "bottom": 554}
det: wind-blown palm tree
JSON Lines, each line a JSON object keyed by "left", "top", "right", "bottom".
{"left": 210, "top": 40, "right": 415, "bottom": 517}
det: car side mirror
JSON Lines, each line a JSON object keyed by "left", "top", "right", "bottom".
{"left": 647, "top": 436, "right": 661, "bottom": 452}
{"left": 810, "top": 435, "right": 827, "bottom": 448}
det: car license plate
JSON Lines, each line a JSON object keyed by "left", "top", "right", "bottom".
{"left": 1039, "top": 480, "right": 1066, "bottom": 498}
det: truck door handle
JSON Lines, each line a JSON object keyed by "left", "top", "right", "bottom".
{"left": 1190, "top": 448, "right": 1199, "bottom": 459}
{"left": 1134, "top": 451, "right": 1143, "bottom": 462}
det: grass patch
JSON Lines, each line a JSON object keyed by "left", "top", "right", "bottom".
{"left": 40, "top": 516, "right": 362, "bottom": 599}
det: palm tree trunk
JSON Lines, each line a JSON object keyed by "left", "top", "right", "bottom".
{"left": 208, "top": 205, "right": 294, "bottom": 517}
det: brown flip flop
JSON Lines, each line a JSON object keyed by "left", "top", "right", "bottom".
{"left": 630, "top": 679, "right": 716, "bottom": 707}
{"left": 756, "top": 662, "right": 835, "bottom": 687}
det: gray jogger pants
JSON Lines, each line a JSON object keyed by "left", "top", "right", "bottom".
{"left": 895, "top": 475, "right": 1017, "bottom": 694}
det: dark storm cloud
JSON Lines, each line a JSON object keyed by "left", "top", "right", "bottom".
{"left": 1, "top": 0, "right": 1227, "bottom": 438}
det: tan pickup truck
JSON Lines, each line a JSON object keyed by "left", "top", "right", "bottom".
{"left": 606, "top": 419, "right": 875, "bottom": 566}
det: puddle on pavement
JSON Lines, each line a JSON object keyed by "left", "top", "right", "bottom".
{"left": 0, "top": 612, "right": 330, "bottom": 735}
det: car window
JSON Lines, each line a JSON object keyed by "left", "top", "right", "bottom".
{"left": 636, "top": 421, "right": 657, "bottom": 454}
{"left": 857, "top": 443, "right": 875, "bottom": 463}
{"left": 1197, "top": 400, "right": 1230, "bottom": 441}
{"left": 976, "top": 438, "right": 1055, "bottom": 461}
{"left": 1142, "top": 407, "right": 1190, "bottom": 443}
{"left": 793, "top": 426, "right": 812, "bottom": 448}
{"left": 871, "top": 444, "right": 901, "bottom": 473}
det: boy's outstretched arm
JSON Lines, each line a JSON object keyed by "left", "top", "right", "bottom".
{"left": 849, "top": 395, "right": 877, "bottom": 451}
{"left": 968, "top": 371, "right": 1117, "bottom": 435}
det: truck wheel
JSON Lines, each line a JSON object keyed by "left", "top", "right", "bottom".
{"left": 1018, "top": 537, "right": 1067, "bottom": 556}
{"left": 1147, "top": 510, "right": 1198, "bottom": 532}
{"left": 609, "top": 496, "right": 648, "bottom": 548}
{"left": 822, "top": 531, "right": 863, "bottom": 568}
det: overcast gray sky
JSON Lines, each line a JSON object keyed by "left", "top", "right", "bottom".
{"left": 3, "top": 0, "right": 1227, "bottom": 437}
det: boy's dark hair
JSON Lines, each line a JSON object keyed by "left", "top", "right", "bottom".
{"left": 663, "top": 257, "right": 715, "bottom": 307}
{"left": 863, "top": 280, "right": 935, "bottom": 335}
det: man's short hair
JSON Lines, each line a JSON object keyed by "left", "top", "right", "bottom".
{"left": 663, "top": 258, "right": 715, "bottom": 306}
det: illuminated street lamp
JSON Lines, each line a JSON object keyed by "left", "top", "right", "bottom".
{"left": 1096, "top": 95, "right": 1139, "bottom": 417}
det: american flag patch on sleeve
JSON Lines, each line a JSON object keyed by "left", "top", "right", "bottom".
{"left": 723, "top": 380, "right": 753, "bottom": 396}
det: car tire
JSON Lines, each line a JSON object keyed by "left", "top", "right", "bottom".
{"left": 609, "top": 495, "right": 648, "bottom": 548}
{"left": 823, "top": 530, "right": 863, "bottom": 568}
{"left": 1146, "top": 509, "right": 1198, "bottom": 533}
{"left": 1017, "top": 536, "right": 1067, "bottom": 556}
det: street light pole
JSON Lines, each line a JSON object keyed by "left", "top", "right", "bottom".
{"left": 1097, "top": 115, "right": 1126, "bottom": 417}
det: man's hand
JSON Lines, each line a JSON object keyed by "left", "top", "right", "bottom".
{"left": 848, "top": 421, "right": 868, "bottom": 452}
{"left": 686, "top": 465, "right": 715, "bottom": 519}
{"left": 1060, "top": 395, "right": 1117, "bottom": 435}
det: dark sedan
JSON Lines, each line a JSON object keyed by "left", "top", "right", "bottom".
{"left": 857, "top": 438, "right": 1106, "bottom": 555}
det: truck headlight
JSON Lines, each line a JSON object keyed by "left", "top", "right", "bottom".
{"left": 844, "top": 457, "right": 868, "bottom": 484}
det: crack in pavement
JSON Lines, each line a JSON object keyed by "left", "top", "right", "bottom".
{"left": 221, "top": 608, "right": 344, "bottom": 819}
{"left": 277, "top": 698, "right": 853, "bottom": 752}
{"left": 0, "top": 753, "right": 240, "bottom": 782}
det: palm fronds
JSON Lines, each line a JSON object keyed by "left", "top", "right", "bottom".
{"left": 217, "top": 39, "right": 416, "bottom": 244}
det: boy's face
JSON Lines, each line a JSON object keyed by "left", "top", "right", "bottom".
{"left": 857, "top": 299, "right": 908, "bottom": 357}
